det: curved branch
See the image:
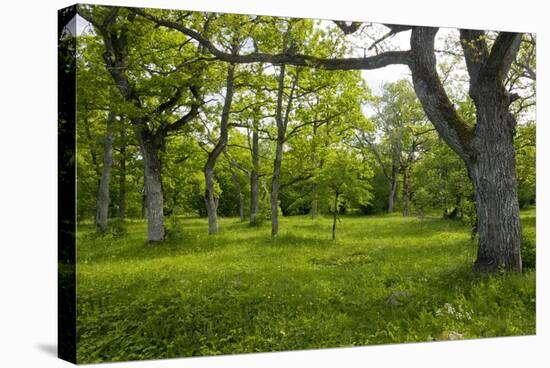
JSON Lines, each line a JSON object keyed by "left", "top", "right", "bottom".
{"left": 132, "top": 8, "right": 411, "bottom": 70}
{"left": 409, "top": 27, "right": 473, "bottom": 163}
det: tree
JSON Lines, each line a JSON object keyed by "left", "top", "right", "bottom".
{"left": 317, "top": 151, "right": 372, "bottom": 240}
{"left": 357, "top": 80, "right": 425, "bottom": 214}
{"left": 79, "top": 6, "right": 202, "bottom": 241}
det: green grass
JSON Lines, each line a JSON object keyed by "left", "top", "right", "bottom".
{"left": 75, "top": 209, "right": 536, "bottom": 363}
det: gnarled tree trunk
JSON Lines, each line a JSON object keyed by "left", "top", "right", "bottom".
{"left": 410, "top": 27, "right": 523, "bottom": 272}
{"left": 469, "top": 85, "right": 522, "bottom": 271}
{"left": 96, "top": 112, "right": 115, "bottom": 232}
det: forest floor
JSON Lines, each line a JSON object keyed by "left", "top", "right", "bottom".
{"left": 75, "top": 209, "right": 536, "bottom": 363}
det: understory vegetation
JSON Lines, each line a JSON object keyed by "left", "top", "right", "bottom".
{"left": 76, "top": 209, "right": 535, "bottom": 363}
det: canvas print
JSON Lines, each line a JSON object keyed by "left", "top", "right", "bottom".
{"left": 58, "top": 3, "right": 536, "bottom": 364}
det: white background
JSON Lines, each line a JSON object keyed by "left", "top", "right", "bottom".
{"left": 0, "top": 0, "right": 547, "bottom": 367}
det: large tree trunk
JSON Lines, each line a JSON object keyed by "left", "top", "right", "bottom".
{"left": 95, "top": 112, "right": 115, "bottom": 232}
{"left": 402, "top": 168, "right": 410, "bottom": 216}
{"left": 118, "top": 127, "right": 126, "bottom": 219}
{"left": 469, "top": 89, "right": 522, "bottom": 272}
{"left": 249, "top": 122, "right": 260, "bottom": 224}
{"left": 139, "top": 131, "right": 165, "bottom": 242}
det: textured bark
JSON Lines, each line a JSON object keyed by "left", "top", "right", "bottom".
{"left": 204, "top": 63, "right": 236, "bottom": 234}
{"left": 470, "top": 120, "right": 522, "bottom": 271}
{"left": 118, "top": 127, "right": 126, "bottom": 219}
{"left": 95, "top": 112, "right": 115, "bottom": 232}
{"left": 249, "top": 122, "right": 260, "bottom": 224}
{"left": 139, "top": 131, "right": 165, "bottom": 242}
{"left": 468, "top": 77, "right": 522, "bottom": 271}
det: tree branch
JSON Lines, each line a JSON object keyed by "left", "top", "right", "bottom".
{"left": 132, "top": 8, "right": 411, "bottom": 70}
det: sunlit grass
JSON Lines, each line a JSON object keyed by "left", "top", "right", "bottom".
{"left": 76, "top": 209, "right": 536, "bottom": 363}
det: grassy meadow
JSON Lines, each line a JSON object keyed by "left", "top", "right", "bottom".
{"left": 76, "top": 209, "right": 536, "bottom": 363}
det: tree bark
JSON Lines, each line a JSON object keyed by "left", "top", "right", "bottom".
{"left": 469, "top": 86, "right": 522, "bottom": 272}
{"left": 118, "top": 126, "right": 126, "bottom": 219}
{"left": 249, "top": 120, "right": 260, "bottom": 224}
{"left": 95, "top": 112, "right": 115, "bottom": 232}
{"left": 138, "top": 130, "right": 165, "bottom": 242}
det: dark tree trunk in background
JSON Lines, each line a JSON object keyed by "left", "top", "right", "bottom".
{"left": 95, "top": 112, "right": 115, "bottom": 232}
{"left": 249, "top": 120, "right": 260, "bottom": 224}
{"left": 118, "top": 127, "right": 126, "bottom": 219}
{"left": 204, "top": 63, "right": 236, "bottom": 234}
{"left": 402, "top": 168, "right": 411, "bottom": 216}
{"left": 388, "top": 173, "right": 399, "bottom": 213}
{"left": 138, "top": 129, "right": 165, "bottom": 242}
